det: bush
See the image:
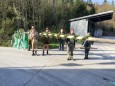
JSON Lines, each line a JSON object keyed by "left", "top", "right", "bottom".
{"left": 0, "top": 40, "right": 12, "bottom": 47}
{"left": 49, "top": 43, "right": 59, "bottom": 49}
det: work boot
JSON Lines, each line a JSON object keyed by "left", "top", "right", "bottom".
{"left": 67, "top": 56, "right": 71, "bottom": 60}
{"left": 47, "top": 50, "right": 49, "bottom": 55}
{"left": 84, "top": 57, "right": 88, "bottom": 59}
{"left": 28, "top": 46, "right": 30, "bottom": 51}
{"left": 70, "top": 56, "right": 73, "bottom": 60}
{"left": 32, "top": 51, "right": 35, "bottom": 56}
{"left": 67, "top": 58, "right": 71, "bottom": 60}
{"left": 42, "top": 51, "right": 44, "bottom": 56}
{"left": 35, "top": 51, "right": 37, "bottom": 55}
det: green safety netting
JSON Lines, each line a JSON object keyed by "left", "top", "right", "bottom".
{"left": 12, "top": 29, "right": 28, "bottom": 49}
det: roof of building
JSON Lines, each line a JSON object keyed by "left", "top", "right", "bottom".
{"left": 70, "top": 10, "right": 114, "bottom": 22}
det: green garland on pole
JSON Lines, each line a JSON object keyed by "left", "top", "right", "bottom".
{"left": 12, "top": 29, "right": 28, "bottom": 49}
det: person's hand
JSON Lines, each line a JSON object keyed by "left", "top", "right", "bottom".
{"left": 30, "top": 37, "right": 34, "bottom": 39}
{"left": 68, "top": 42, "right": 70, "bottom": 44}
{"left": 87, "top": 47, "right": 90, "bottom": 49}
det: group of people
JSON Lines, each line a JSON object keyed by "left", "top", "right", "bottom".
{"left": 27, "top": 25, "right": 92, "bottom": 60}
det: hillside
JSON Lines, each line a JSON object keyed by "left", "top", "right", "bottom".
{"left": 94, "top": 3, "right": 115, "bottom": 36}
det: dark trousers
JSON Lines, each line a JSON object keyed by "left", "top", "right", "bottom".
{"left": 67, "top": 43, "right": 74, "bottom": 59}
{"left": 74, "top": 40, "right": 76, "bottom": 47}
{"left": 28, "top": 39, "right": 32, "bottom": 50}
{"left": 85, "top": 48, "right": 90, "bottom": 58}
{"left": 59, "top": 40, "right": 64, "bottom": 50}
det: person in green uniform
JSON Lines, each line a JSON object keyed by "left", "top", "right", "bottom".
{"left": 42, "top": 27, "right": 51, "bottom": 56}
{"left": 58, "top": 29, "right": 65, "bottom": 51}
{"left": 83, "top": 40, "right": 92, "bottom": 59}
{"left": 66, "top": 29, "right": 76, "bottom": 60}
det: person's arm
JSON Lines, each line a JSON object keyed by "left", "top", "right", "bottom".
{"left": 66, "top": 38, "right": 70, "bottom": 44}
{"left": 26, "top": 32, "right": 29, "bottom": 34}
{"left": 83, "top": 40, "right": 86, "bottom": 47}
{"left": 26, "top": 30, "right": 31, "bottom": 34}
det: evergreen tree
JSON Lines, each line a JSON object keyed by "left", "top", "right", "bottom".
{"left": 104, "top": 0, "right": 107, "bottom": 4}
{"left": 0, "top": 0, "right": 96, "bottom": 46}
{"left": 87, "top": 0, "right": 92, "bottom": 4}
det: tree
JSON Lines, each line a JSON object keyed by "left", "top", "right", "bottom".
{"left": 0, "top": 0, "right": 96, "bottom": 46}
{"left": 104, "top": 0, "right": 107, "bottom": 4}
{"left": 112, "top": 0, "right": 114, "bottom": 6}
{"left": 87, "top": 0, "right": 92, "bottom": 4}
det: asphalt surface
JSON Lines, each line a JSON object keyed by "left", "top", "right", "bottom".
{"left": 0, "top": 42, "right": 115, "bottom": 86}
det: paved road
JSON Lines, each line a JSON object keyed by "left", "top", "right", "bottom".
{"left": 0, "top": 42, "right": 115, "bottom": 86}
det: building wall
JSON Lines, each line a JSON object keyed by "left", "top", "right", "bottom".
{"left": 70, "top": 19, "right": 88, "bottom": 36}
{"left": 88, "top": 20, "right": 95, "bottom": 36}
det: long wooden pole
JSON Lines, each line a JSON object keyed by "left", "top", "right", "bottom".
{"left": 87, "top": 37, "right": 115, "bottom": 44}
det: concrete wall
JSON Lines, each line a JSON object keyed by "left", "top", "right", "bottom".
{"left": 70, "top": 19, "right": 88, "bottom": 36}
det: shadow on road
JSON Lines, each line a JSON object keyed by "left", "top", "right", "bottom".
{"left": 0, "top": 67, "right": 115, "bottom": 86}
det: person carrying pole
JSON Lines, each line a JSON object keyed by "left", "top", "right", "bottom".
{"left": 58, "top": 29, "right": 66, "bottom": 51}
{"left": 27, "top": 25, "right": 38, "bottom": 55}
{"left": 42, "top": 27, "right": 51, "bottom": 56}
{"left": 83, "top": 39, "right": 92, "bottom": 59}
{"left": 66, "top": 29, "right": 76, "bottom": 60}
